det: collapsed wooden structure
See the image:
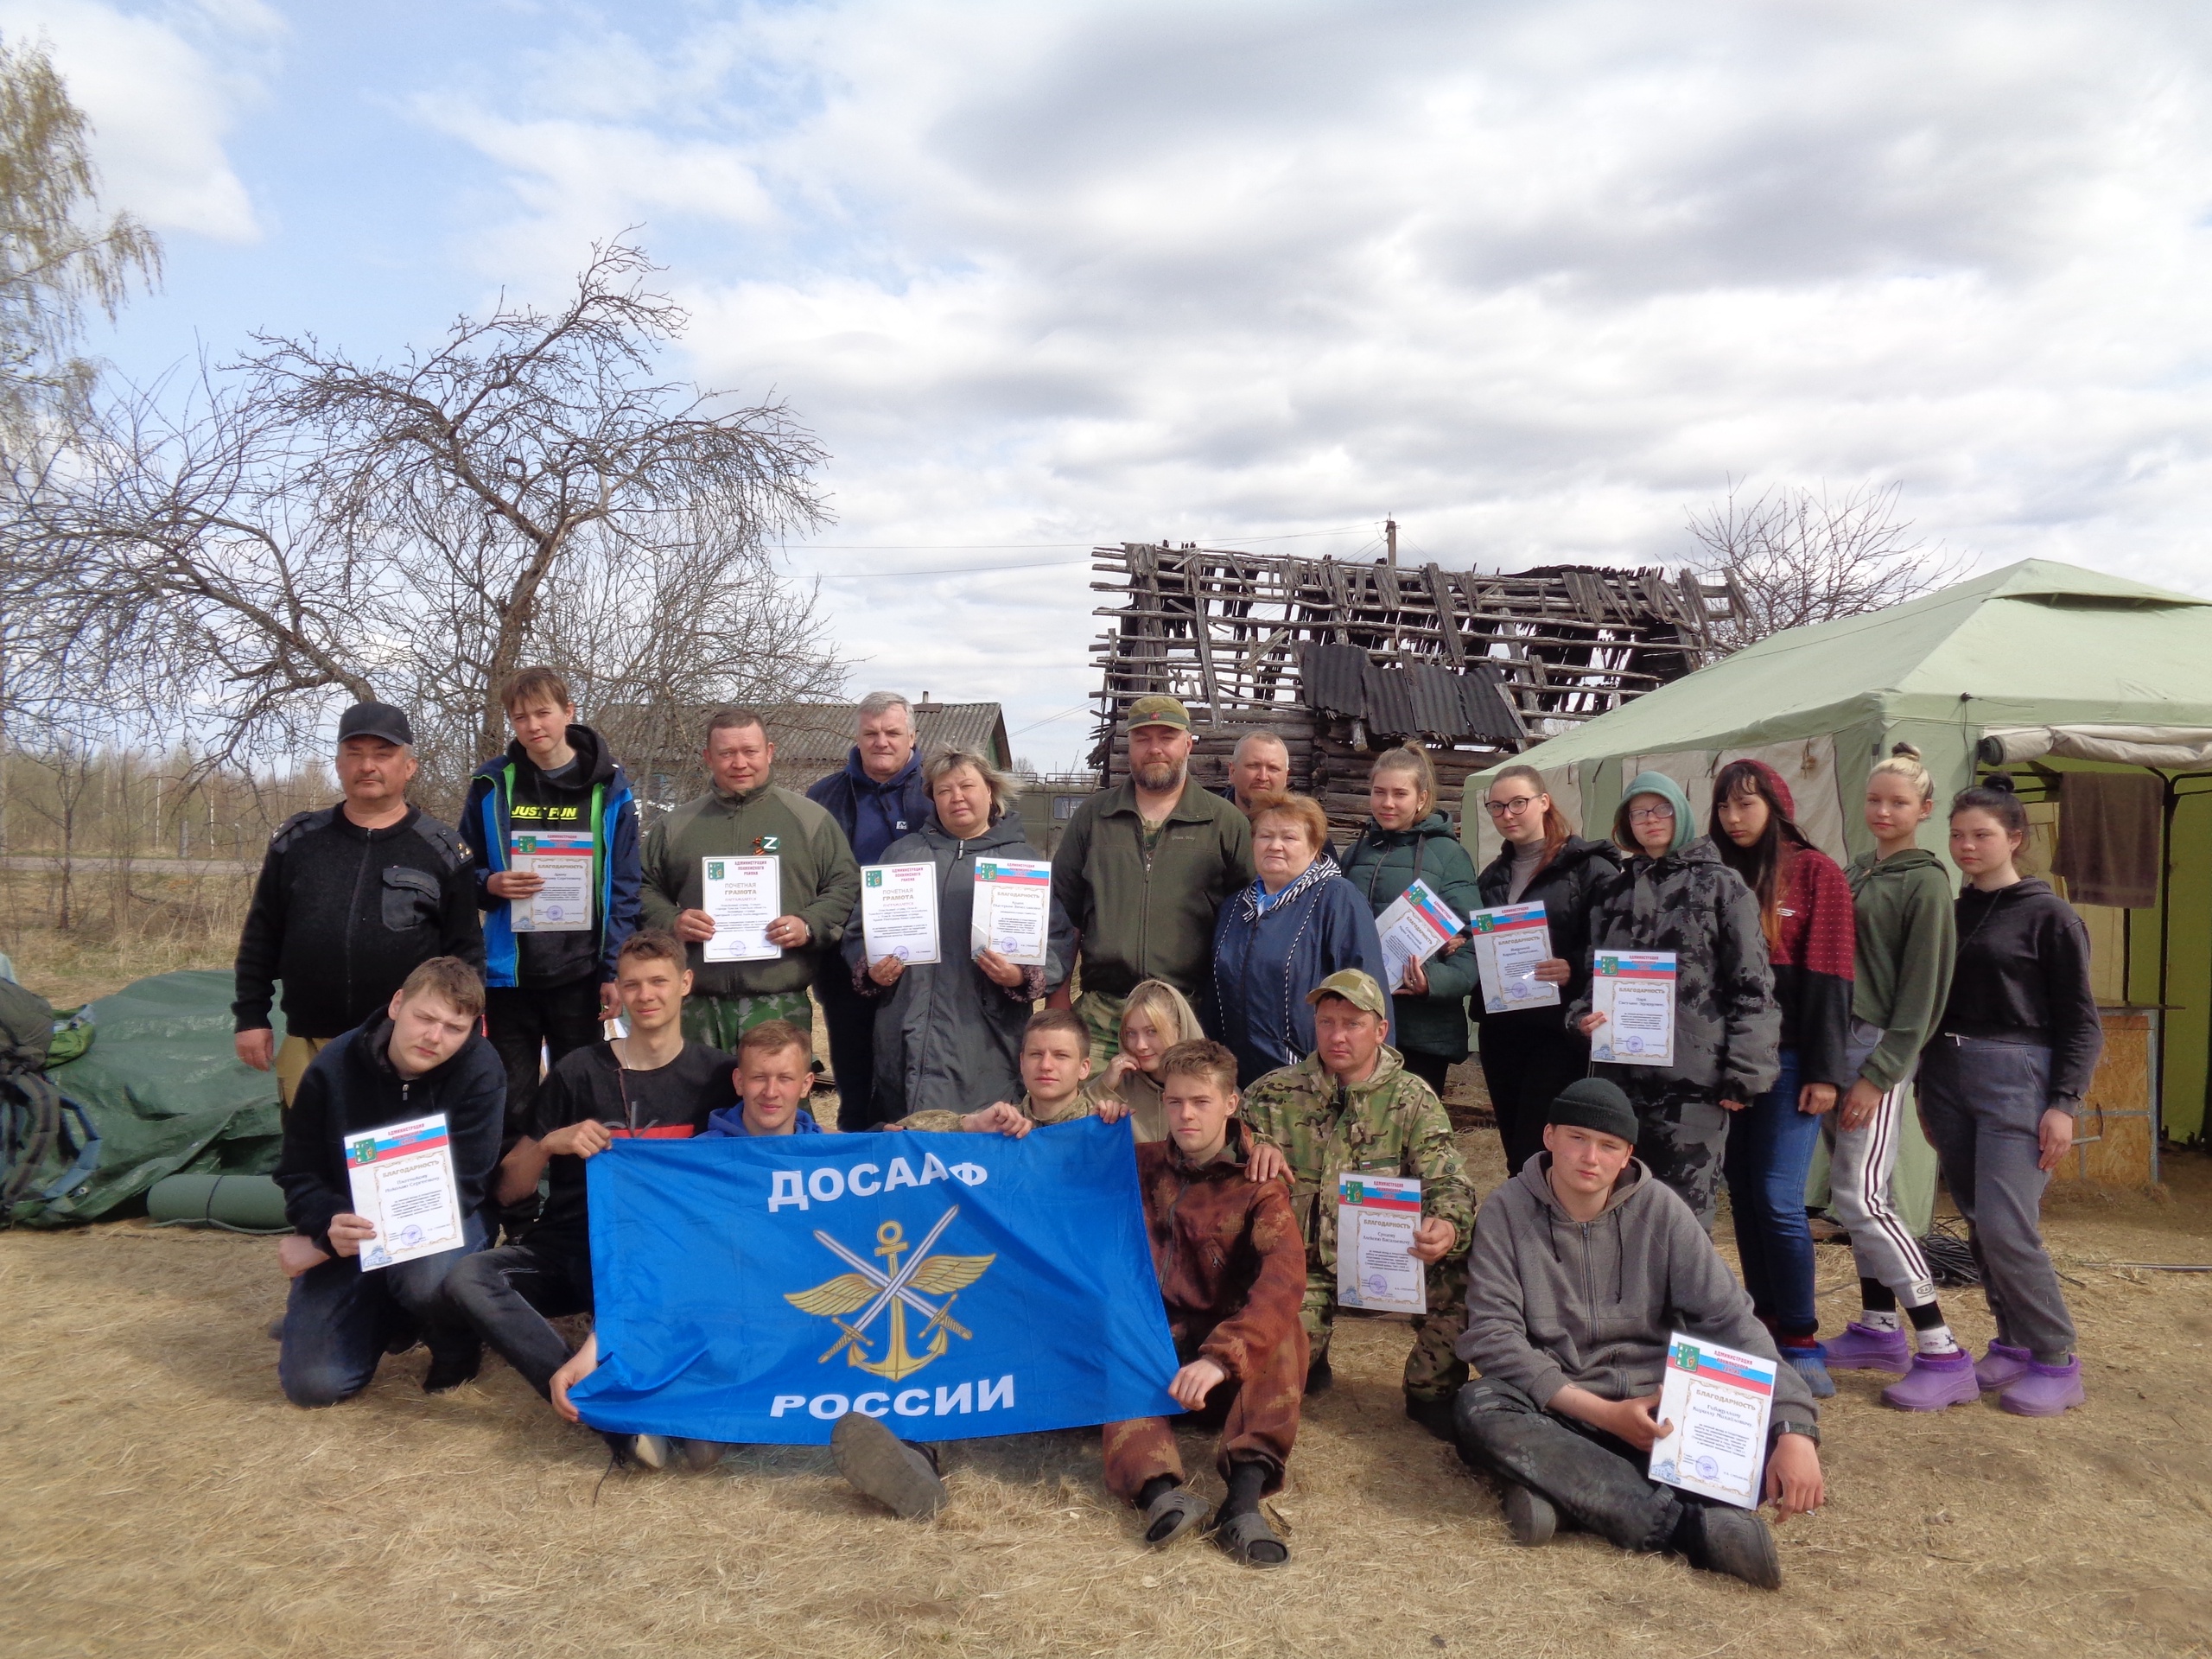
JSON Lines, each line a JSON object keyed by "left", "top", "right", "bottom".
{"left": 1087, "top": 542, "right": 1743, "bottom": 832}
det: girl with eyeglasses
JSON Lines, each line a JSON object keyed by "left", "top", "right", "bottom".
{"left": 1470, "top": 764, "right": 1619, "bottom": 1175}
{"left": 1570, "top": 772, "right": 1780, "bottom": 1229}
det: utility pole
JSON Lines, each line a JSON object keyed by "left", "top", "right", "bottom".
{"left": 1385, "top": 517, "right": 1398, "bottom": 569}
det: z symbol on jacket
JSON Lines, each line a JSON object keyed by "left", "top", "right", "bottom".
{"left": 785, "top": 1210, "right": 995, "bottom": 1382}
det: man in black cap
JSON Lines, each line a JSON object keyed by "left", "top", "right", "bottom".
{"left": 1452, "top": 1077, "right": 1826, "bottom": 1590}
{"left": 234, "top": 700, "right": 485, "bottom": 1108}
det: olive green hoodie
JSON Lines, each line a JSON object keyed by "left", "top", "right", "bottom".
{"left": 1846, "top": 846, "right": 1956, "bottom": 1092}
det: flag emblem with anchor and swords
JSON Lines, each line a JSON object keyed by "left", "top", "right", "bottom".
{"left": 784, "top": 1205, "right": 996, "bottom": 1382}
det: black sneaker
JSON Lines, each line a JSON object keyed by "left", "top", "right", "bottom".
{"left": 1681, "top": 1504, "right": 1781, "bottom": 1590}
{"left": 832, "top": 1411, "right": 947, "bottom": 1518}
{"left": 422, "top": 1338, "right": 482, "bottom": 1394}
{"left": 1303, "top": 1355, "right": 1334, "bottom": 1396}
{"left": 1502, "top": 1484, "right": 1557, "bottom": 1547}
{"left": 1404, "top": 1394, "right": 1457, "bottom": 1441}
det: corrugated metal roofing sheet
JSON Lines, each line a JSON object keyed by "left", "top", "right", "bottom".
{"left": 1293, "top": 647, "right": 1523, "bottom": 745}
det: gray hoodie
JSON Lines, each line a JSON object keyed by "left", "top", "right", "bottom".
{"left": 1458, "top": 1154, "right": 1819, "bottom": 1443}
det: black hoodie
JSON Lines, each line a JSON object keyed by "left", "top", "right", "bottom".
{"left": 275, "top": 1007, "right": 505, "bottom": 1255}
{"left": 1476, "top": 834, "right": 1621, "bottom": 1031}
{"left": 1942, "top": 877, "right": 2103, "bottom": 1107}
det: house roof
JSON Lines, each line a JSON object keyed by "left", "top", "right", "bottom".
{"left": 760, "top": 701, "right": 1012, "bottom": 781}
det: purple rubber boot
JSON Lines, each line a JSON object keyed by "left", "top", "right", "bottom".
{"left": 1974, "top": 1341, "right": 2032, "bottom": 1393}
{"left": 1999, "top": 1357, "right": 2086, "bottom": 1417}
{"left": 1878, "top": 1349, "right": 1980, "bottom": 1411}
{"left": 1824, "top": 1321, "right": 1911, "bottom": 1375}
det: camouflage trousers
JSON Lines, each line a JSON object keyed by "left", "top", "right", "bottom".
{"left": 1300, "top": 1255, "right": 1470, "bottom": 1404}
{"left": 1102, "top": 1316, "right": 1306, "bottom": 1502}
{"left": 1619, "top": 1074, "right": 1732, "bottom": 1234}
{"left": 681, "top": 991, "right": 814, "bottom": 1052}
{"left": 1074, "top": 989, "right": 1128, "bottom": 1071}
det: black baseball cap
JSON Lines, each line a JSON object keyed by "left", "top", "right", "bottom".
{"left": 335, "top": 701, "right": 414, "bottom": 747}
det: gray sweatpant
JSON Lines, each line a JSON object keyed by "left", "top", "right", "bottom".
{"left": 1829, "top": 1021, "right": 1938, "bottom": 1307}
{"left": 1916, "top": 1034, "right": 2076, "bottom": 1361}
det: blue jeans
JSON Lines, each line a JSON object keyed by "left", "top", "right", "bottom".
{"left": 1721, "top": 1046, "right": 1821, "bottom": 1340}
{"left": 279, "top": 1217, "right": 486, "bottom": 1408}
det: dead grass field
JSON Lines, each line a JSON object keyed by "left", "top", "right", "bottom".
{"left": 4, "top": 1110, "right": 2209, "bottom": 1659}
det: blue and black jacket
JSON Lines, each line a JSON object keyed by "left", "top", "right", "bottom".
{"left": 463, "top": 724, "right": 641, "bottom": 990}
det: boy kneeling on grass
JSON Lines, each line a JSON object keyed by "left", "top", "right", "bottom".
{"left": 861, "top": 1035, "right": 1305, "bottom": 1564}
{"left": 1454, "top": 1078, "right": 1825, "bottom": 1590}
{"left": 541, "top": 1016, "right": 822, "bottom": 1469}
{"left": 274, "top": 957, "right": 505, "bottom": 1406}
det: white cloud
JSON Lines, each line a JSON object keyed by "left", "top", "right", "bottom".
{"left": 409, "top": 0, "right": 2212, "bottom": 763}
{"left": 0, "top": 0, "right": 276, "bottom": 241}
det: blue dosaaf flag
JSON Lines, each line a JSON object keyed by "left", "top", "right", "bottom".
{"left": 569, "top": 1116, "right": 1182, "bottom": 1445}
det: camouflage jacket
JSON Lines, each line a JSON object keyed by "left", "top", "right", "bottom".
{"left": 1239, "top": 1046, "right": 1475, "bottom": 1274}
{"left": 894, "top": 1091, "right": 1094, "bottom": 1135}
{"left": 1567, "top": 836, "right": 1781, "bottom": 1102}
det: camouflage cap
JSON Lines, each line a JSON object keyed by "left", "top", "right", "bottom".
{"left": 1305, "top": 968, "right": 1388, "bottom": 1019}
{"left": 1125, "top": 694, "right": 1192, "bottom": 732}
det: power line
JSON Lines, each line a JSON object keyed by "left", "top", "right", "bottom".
{"left": 779, "top": 522, "right": 1382, "bottom": 580}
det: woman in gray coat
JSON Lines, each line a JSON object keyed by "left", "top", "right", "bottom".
{"left": 843, "top": 747, "right": 1076, "bottom": 1124}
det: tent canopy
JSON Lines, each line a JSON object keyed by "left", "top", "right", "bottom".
{"left": 1471, "top": 560, "right": 2212, "bottom": 855}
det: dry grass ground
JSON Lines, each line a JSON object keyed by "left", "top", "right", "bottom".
{"left": 4, "top": 933, "right": 2209, "bottom": 1656}
{"left": 4, "top": 1117, "right": 2209, "bottom": 1659}
{"left": 0, "top": 864, "right": 254, "bottom": 1009}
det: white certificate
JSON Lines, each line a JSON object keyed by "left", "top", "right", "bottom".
{"left": 701, "top": 855, "right": 781, "bottom": 963}
{"left": 509, "top": 828, "right": 594, "bottom": 933}
{"left": 972, "top": 856, "right": 1053, "bottom": 967}
{"left": 1336, "top": 1173, "right": 1426, "bottom": 1314}
{"left": 1648, "top": 1332, "right": 1778, "bottom": 1510}
{"left": 1590, "top": 949, "right": 1678, "bottom": 1065}
{"left": 1375, "top": 878, "right": 1464, "bottom": 995}
{"left": 1471, "top": 901, "right": 1560, "bottom": 1013}
{"left": 861, "top": 861, "right": 941, "bottom": 966}
{"left": 343, "top": 1113, "right": 464, "bottom": 1271}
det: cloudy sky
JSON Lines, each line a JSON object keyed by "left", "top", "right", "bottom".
{"left": 15, "top": 0, "right": 2212, "bottom": 766}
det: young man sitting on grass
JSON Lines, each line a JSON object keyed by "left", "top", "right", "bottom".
{"left": 1454, "top": 1078, "right": 1826, "bottom": 1591}
{"left": 700, "top": 1018, "right": 824, "bottom": 1139}
{"left": 547, "top": 1017, "right": 823, "bottom": 1469}
{"left": 1101, "top": 1039, "right": 1306, "bottom": 1567}
{"left": 893, "top": 1007, "right": 1123, "bottom": 1135}
{"left": 848, "top": 1038, "right": 1306, "bottom": 1557}
{"left": 448, "top": 929, "right": 735, "bottom": 1467}
{"left": 274, "top": 957, "right": 505, "bottom": 1407}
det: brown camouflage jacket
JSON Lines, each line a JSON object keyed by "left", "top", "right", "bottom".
{"left": 1136, "top": 1120, "right": 1306, "bottom": 1380}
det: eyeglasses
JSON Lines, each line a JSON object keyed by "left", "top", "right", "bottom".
{"left": 1484, "top": 795, "right": 1541, "bottom": 817}
{"left": 1626, "top": 805, "right": 1675, "bottom": 825}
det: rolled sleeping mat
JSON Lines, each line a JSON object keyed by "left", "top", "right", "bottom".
{"left": 146, "top": 1172, "right": 290, "bottom": 1233}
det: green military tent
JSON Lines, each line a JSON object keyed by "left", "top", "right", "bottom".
{"left": 1463, "top": 558, "right": 2212, "bottom": 1185}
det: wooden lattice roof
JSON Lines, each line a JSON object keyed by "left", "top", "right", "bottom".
{"left": 1087, "top": 543, "right": 1740, "bottom": 766}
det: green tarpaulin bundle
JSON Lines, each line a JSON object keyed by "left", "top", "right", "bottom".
{"left": 1, "top": 970, "right": 285, "bottom": 1228}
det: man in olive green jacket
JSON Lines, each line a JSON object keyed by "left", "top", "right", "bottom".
{"left": 1050, "top": 696, "right": 1255, "bottom": 1064}
{"left": 1240, "top": 969, "right": 1476, "bottom": 1440}
{"left": 639, "top": 709, "right": 861, "bottom": 1050}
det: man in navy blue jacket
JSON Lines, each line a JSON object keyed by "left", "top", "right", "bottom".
{"left": 462, "top": 667, "right": 641, "bottom": 1151}
{"left": 274, "top": 957, "right": 505, "bottom": 1406}
{"left": 804, "top": 691, "right": 931, "bottom": 1128}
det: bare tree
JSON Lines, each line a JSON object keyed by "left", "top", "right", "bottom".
{"left": 1685, "top": 481, "right": 1964, "bottom": 652}
{"left": 8, "top": 240, "right": 840, "bottom": 807}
